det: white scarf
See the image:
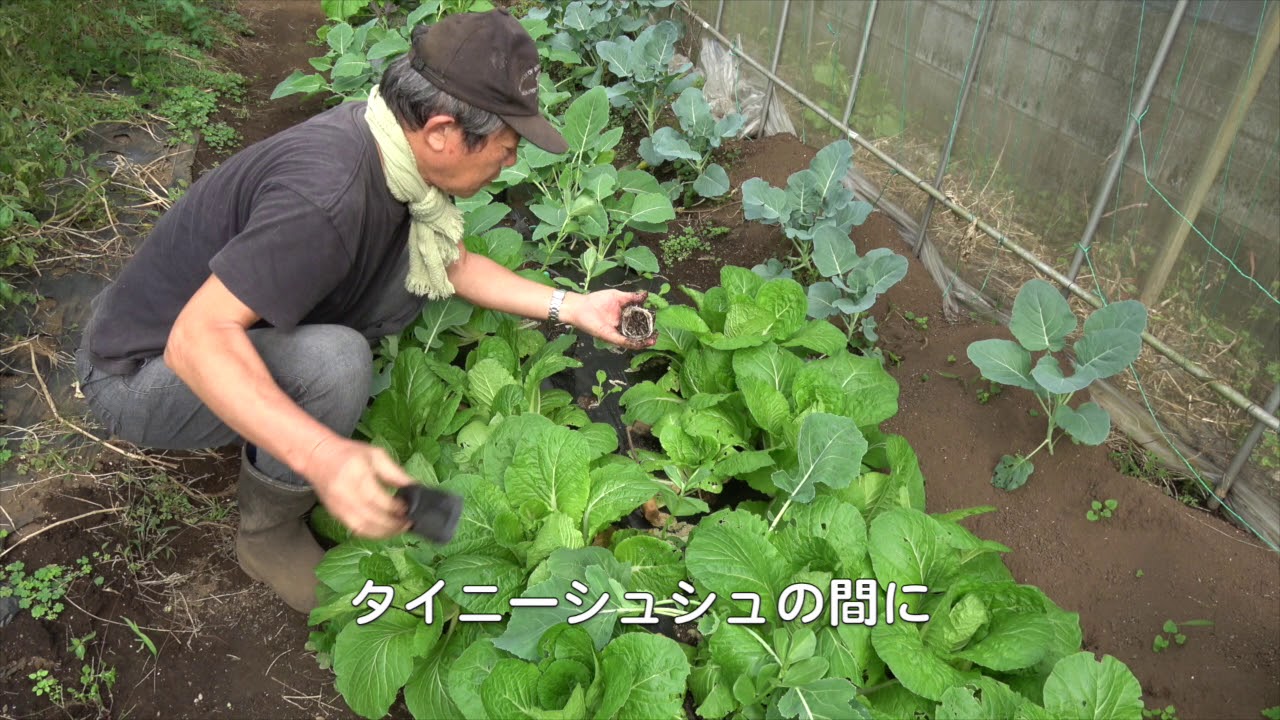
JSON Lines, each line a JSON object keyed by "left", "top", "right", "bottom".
{"left": 364, "top": 85, "right": 463, "bottom": 299}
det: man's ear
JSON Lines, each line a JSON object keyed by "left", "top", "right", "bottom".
{"left": 420, "top": 115, "right": 458, "bottom": 152}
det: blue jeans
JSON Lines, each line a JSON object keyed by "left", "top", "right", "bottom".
{"left": 76, "top": 253, "right": 423, "bottom": 486}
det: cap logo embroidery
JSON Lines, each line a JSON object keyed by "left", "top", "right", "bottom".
{"left": 518, "top": 66, "right": 539, "bottom": 97}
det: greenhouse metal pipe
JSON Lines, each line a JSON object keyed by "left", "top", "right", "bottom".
{"left": 1210, "top": 384, "right": 1280, "bottom": 510}
{"left": 674, "top": 0, "right": 1279, "bottom": 432}
{"left": 913, "top": 0, "right": 996, "bottom": 258}
{"left": 714, "top": 0, "right": 725, "bottom": 31}
{"left": 759, "top": 0, "right": 792, "bottom": 139}
{"left": 841, "top": 0, "right": 878, "bottom": 128}
{"left": 1064, "top": 0, "right": 1189, "bottom": 289}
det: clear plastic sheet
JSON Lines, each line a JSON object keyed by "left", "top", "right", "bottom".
{"left": 696, "top": 36, "right": 794, "bottom": 137}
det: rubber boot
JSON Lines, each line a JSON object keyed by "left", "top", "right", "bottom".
{"left": 234, "top": 445, "right": 324, "bottom": 614}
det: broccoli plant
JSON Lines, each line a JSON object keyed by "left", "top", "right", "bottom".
{"left": 639, "top": 87, "right": 745, "bottom": 205}
{"left": 506, "top": 86, "right": 673, "bottom": 290}
{"left": 596, "top": 20, "right": 698, "bottom": 135}
{"left": 740, "top": 139, "right": 873, "bottom": 274}
{"left": 967, "top": 279, "right": 1148, "bottom": 490}
{"left": 272, "top": 1, "right": 494, "bottom": 102}
{"left": 524, "top": 0, "right": 676, "bottom": 91}
{"left": 744, "top": 140, "right": 896, "bottom": 349}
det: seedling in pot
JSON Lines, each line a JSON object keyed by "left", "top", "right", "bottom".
{"left": 967, "top": 279, "right": 1148, "bottom": 490}
{"left": 618, "top": 304, "right": 656, "bottom": 343}
{"left": 1086, "top": 498, "right": 1118, "bottom": 521}
{"left": 1152, "top": 618, "right": 1212, "bottom": 652}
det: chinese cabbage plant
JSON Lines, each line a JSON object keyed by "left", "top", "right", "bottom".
{"left": 619, "top": 266, "right": 897, "bottom": 515}
{"left": 639, "top": 86, "right": 745, "bottom": 205}
{"left": 967, "top": 279, "right": 1148, "bottom": 490}
{"left": 311, "top": 268, "right": 1149, "bottom": 720}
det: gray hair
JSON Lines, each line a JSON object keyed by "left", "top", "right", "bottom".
{"left": 379, "top": 53, "right": 506, "bottom": 151}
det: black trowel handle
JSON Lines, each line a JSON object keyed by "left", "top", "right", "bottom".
{"left": 396, "top": 485, "right": 463, "bottom": 545}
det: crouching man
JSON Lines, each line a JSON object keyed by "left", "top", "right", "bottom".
{"left": 76, "top": 9, "right": 650, "bottom": 613}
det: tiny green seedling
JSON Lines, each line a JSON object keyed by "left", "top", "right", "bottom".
{"left": 28, "top": 669, "right": 61, "bottom": 702}
{"left": 902, "top": 309, "right": 929, "bottom": 331}
{"left": 123, "top": 616, "right": 158, "bottom": 657}
{"left": 976, "top": 382, "right": 1003, "bottom": 405}
{"left": 946, "top": 354, "right": 957, "bottom": 364}
{"left": 70, "top": 632, "right": 97, "bottom": 661}
{"left": 1086, "top": 498, "right": 1118, "bottom": 521}
{"left": 1135, "top": 569, "right": 1144, "bottom": 578}
{"left": 920, "top": 373, "right": 930, "bottom": 383}
{"left": 1142, "top": 704, "right": 1178, "bottom": 719}
{"left": 1152, "top": 619, "right": 1212, "bottom": 652}
{"left": 591, "top": 370, "right": 624, "bottom": 406}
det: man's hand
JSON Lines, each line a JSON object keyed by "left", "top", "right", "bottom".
{"left": 562, "top": 290, "right": 657, "bottom": 349}
{"left": 303, "top": 437, "right": 414, "bottom": 539}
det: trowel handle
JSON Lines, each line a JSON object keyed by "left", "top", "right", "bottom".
{"left": 395, "top": 485, "right": 463, "bottom": 545}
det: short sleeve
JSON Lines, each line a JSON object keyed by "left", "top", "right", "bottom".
{"left": 209, "top": 183, "right": 352, "bottom": 329}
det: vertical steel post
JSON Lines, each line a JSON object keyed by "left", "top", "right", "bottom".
{"left": 1064, "top": 0, "right": 1189, "bottom": 290}
{"left": 714, "top": 0, "right": 725, "bottom": 31}
{"left": 912, "top": 1, "right": 997, "bottom": 256}
{"left": 758, "top": 0, "right": 793, "bottom": 138}
{"left": 1209, "top": 384, "right": 1280, "bottom": 510}
{"left": 842, "top": 0, "right": 879, "bottom": 128}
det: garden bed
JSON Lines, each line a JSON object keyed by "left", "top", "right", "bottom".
{"left": 2, "top": 2, "right": 1278, "bottom": 719}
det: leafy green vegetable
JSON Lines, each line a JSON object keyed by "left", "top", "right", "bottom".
{"left": 968, "top": 280, "right": 1147, "bottom": 489}
{"left": 309, "top": 195, "right": 1145, "bottom": 720}
{"left": 596, "top": 21, "right": 696, "bottom": 135}
{"left": 639, "top": 86, "right": 744, "bottom": 204}
{"left": 741, "top": 140, "right": 873, "bottom": 274}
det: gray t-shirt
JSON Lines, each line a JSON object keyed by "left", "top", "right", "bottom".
{"left": 87, "top": 102, "right": 413, "bottom": 375}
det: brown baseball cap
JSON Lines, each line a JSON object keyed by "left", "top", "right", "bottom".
{"left": 409, "top": 9, "right": 568, "bottom": 154}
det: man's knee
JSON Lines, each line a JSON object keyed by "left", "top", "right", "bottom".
{"left": 255, "top": 325, "right": 373, "bottom": 432}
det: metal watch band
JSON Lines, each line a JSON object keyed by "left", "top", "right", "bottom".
{"left": 548, "top": 288, "right": 567, "bottom": 324}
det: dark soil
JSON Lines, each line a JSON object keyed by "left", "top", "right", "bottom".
{"left": 192, "top": 0, "right": 330, "bottom": 174}
{"left": 1, "top": 455, "right": 349, "bottom": 720}
{"left": 2, "top": 2, "right": 358, "bottom": 719}
{"left": 636, "top": 134, "right": 815, "bottom": 292}
{"left": 863, "top": 212, "right": 1279, "bottom": 718}
{"left": 3, "top": 2, "right": 1277, "bottom": 719}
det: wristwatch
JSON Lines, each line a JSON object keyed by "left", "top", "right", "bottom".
{"left": 548, "top": 289, "right": 568, "bottom": 324}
